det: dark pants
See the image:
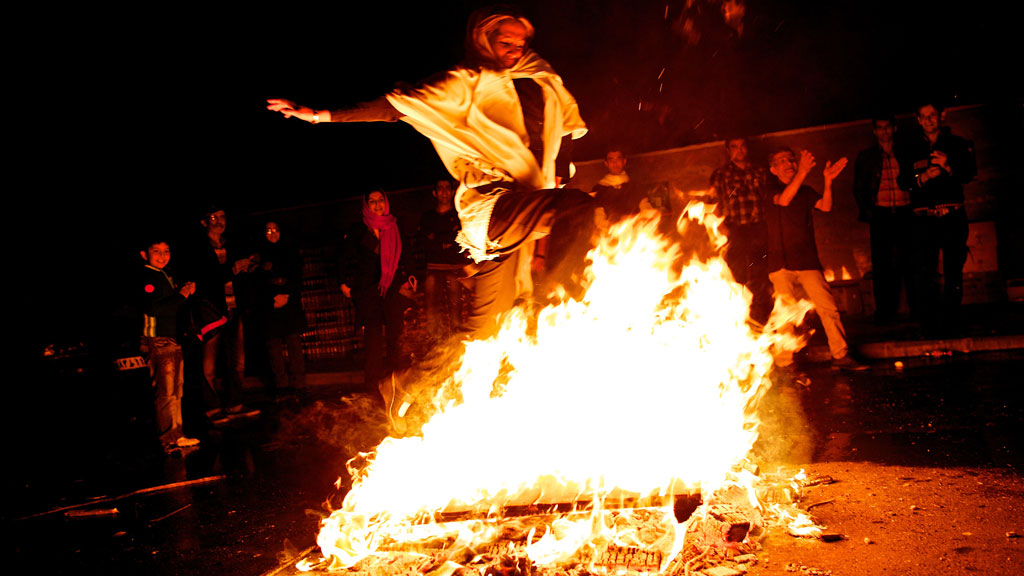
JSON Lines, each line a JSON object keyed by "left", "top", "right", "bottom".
{"left": 869, "top": 205, "right": 916, "bottom": 322}
{"left": 201, "top": 314, "right": 245, "bottom": 412}
{"left": 462, "top": 187, "right": 596, "bottom": 339}
{"left": 355, "top": 289, "right": 407, "bottom": 393}
{"left": 913, "top": 208, "right": 969, "bottom": 334}
{"left": 266, "top": 332, "right": 306, "bottom": 391}
{"left": 461, "top": 254, "right": 519, "bottom": 338}
{"left": 424, "top": 268, "right": 467, "bottom": 343}
{"left": 723, "top": 222, "right": 773, "bottom": 325}
{"left": 394, "top": 188, "right": 597, "bottom": 431}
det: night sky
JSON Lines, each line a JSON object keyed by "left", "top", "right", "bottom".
{"left": 27, "top": 0, "right": 1020, "bottom": 349}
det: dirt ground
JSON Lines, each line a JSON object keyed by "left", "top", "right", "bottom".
{"left": 747, "top": 462, "right": 1024, "bottom": 576}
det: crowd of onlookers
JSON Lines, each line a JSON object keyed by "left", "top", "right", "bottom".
{"left": 136, "top": 206, "right": 305, "bottom": 453}
{"left": 131, "top": 178, "right": 474, "bottom": 454}
{"left": 592, "top": 99, "right": 975, "bottom": 372}
{"left": 133, "top": 97, "right": 975, "bottom": 455}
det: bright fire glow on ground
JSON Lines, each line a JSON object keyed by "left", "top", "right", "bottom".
{"left": 310, "top": 204, "right": 814, "bottom": 573}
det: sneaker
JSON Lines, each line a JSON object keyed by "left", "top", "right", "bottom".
{"left": 380, "top": 374, "right": 408, "bottom": 436}
{"left": 226, "top": 404, "right": 261, "bottom": 418}
{"left": 210, "top": 412, "right": 232, "bottom": 426}
{"left": 176, "top": 437, "right": 200, "bottom": 448}
{"left": 832, "top": 356, "right": 870, "bottom": 372}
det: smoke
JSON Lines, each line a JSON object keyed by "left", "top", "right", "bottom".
{"left": 275, "top": 394, "right": 390, "bottom": 457}
{"left": 751, "top": 372, "right": 816, "bottom": 467}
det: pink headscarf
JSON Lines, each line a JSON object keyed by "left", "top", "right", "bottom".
{"left": 362, "top": 191, "right": 402, "bottom": 296}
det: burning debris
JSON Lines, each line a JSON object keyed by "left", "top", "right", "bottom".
{"left": 298, "top": 205, "right": 825, "bottom": 574}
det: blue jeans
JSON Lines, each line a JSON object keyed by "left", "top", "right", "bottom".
{"left": 141, "top": 337, "right": 184, "bottom": 446}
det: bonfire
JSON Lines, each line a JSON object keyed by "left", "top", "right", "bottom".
{"left": 300, "top": 203, "right": 823, "bottom": 575}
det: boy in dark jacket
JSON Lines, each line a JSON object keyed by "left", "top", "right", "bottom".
{"left": 139, "top": 238, "right": 200, "bottom": 454}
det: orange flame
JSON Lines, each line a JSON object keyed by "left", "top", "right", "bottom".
{"left": 314, "top": 203, "right": 813, "bottom": 571}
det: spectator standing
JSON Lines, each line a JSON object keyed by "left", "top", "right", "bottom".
{"left": 763, "top": 147, "right": 869, "bottom": 372}
{"left": 138, "top": 237, "right": 200, "bottom": 453}
{"left": 254, "top": 221, "right": 307, "bottom": 398}
{"left": 188, "top": 205, "right": 260, "bottom": 423}
{"left": 897, "top": 101, "right": 977, "bottom": 336}
{"left": 416, "top": 179, "right": 471, "bottom": 344}
{"left": 853, "top": 114, "right": 916, "bottom": 324}
{"left": 340, "top": 191, "right": 417, "bottom": 396}
{"left": 708, "top": 137, "right": 773, "bottom": 325}
{"left": 590, "top": 147, "right": 650, "bottom": 226}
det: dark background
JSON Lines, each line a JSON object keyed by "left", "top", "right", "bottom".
{"left": 23, "top": 0, "right": 1021, "bottom": 349}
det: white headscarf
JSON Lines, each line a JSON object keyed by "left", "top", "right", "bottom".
{"left": 386, "top": 50, "right": 586, "bottom": 262}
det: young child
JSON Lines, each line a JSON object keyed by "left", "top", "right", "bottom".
{"left": 139, "top": 238, "right": 200, "bottom": 454}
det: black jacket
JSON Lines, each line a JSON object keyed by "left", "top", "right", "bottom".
{"left": 852, "top": 145, "right": 885, "bottom": 222}
{"left": 896, "top": 127, "right": 976, "bottom": 209}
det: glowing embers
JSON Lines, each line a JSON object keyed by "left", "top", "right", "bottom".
{"left": 311, "top": 204, "right": 813, "bottom": 573}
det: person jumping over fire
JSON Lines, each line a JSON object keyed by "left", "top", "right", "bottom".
{"left": 267, "top": 5, "right": 598, "bottom": 433}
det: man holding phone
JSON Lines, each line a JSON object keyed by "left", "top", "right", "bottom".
{"left": 897, "top": 101, "right": 977, "bottom": 336}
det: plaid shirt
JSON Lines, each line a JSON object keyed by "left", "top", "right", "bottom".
{"left": 709, "top": 162, "right": 767, "bottom": 225}
{"left": 875, "top": 152, "right": 909, "bottom": 207}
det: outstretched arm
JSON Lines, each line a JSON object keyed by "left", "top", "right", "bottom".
{"left": 266, "top": 96, "right": 404, "bottom": 124}
{"left": 816, "top": 157, "right": 848, "bottom": 212}
{"left": 266, "top": 99, "right": 326, "bottom": 123}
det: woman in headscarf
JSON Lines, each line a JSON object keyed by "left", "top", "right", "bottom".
{"left": 340, "top": 190, "right": 416, "bottom": 396}
{"left": 254, "top": 220, "right": 307, "bottom": 397}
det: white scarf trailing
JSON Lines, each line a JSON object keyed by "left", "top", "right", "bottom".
{"left": 596, "top": 171, "right": 630, "bottom": 188}
{"left": 385, "top": 51, "right": 586, "bottom": 262}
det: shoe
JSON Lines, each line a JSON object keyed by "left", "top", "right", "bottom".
{"left": 226, "top": 404, "right": 261, "bottom": 418}
{"left": 210, "top": 412, "right": 231, "bottom": 426}
{"left": 380, "top": 374, "right": 408, "bottom": 436}
{"left": 206, "top": 408, "right": 230, "bottom": 426}
{"left": 176, "top": 437, "right": 200, "bottom": 448}
{"left": 832, "top": 356, "right": 870, "bottom": 372}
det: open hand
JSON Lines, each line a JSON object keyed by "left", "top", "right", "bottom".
{"left": 923, "top": 166, "right": 943, "bottom": 182}
{"left": 266, "top": 99, "right": 316, "bottom": 122}
{"left": 823, "top": 157, "right": 848, "bottom": 182}
{"left": 797, "top": 150, "right": 816, "bottom": 175}
{"left": 399, "top": 276, "right": 417, "bottom": 299}
{"left": 232, "top": 258, "right": 252, "bottom": 275}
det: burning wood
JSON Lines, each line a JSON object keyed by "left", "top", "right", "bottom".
{"left": 298, "top": 208, "right": 824, "bottom": 574}
{"left": 64, "top": 507, "right": 119, "bottom": 519}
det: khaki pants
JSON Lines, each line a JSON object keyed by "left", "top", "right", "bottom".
{"left": 769, "top": 268, "right": 849, "bottom": 362}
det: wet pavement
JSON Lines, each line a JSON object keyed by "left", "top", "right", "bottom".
{"left": 7, "top": 303, "right": 1023, "bottom": 575}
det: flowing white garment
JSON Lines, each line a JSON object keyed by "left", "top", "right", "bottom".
{"left": 386, "top": 51, "right": 586, "bottom": 262}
